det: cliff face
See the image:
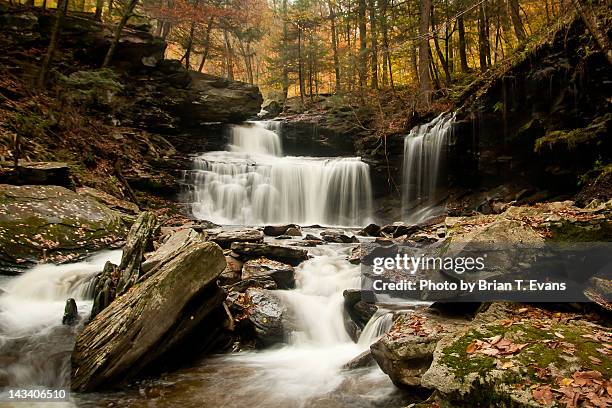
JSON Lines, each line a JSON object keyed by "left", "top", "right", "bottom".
{"left": 449, "top": 10, "right": 611, "bottom": 202}
{"left": 0, "top": 6, "right": 262, "bottom": 202}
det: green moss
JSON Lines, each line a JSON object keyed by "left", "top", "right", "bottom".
{"left": 534, "top": 113, "right": 611, "bottom": 152}
{"left": 548, "top": 220, "right": 612, "bottom": 242}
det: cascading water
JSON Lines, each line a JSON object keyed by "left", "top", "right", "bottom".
{"left": 402, "top": 113, "right": 455, "bottom": 223}
{"left": 185, "top": 121, "right": 374, "bottom": 227}
{"left": 0, "top": 250, "right": 121, "bottom": 394}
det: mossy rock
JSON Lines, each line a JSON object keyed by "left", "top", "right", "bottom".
{"left": 422, "top": 309, "right": 611, "bottom": 407}
{"left": 0, "top": 184, "right": 128, "bottom": 274}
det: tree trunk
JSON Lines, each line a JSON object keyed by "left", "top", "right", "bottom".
{"left": 184, "top": 22, "right": 196, "bottom": 70}
{"left": 418, "top": 0, "right": 432, "bottom": 105}
{"left": 95, "top": 0, "right": 103, "bottom": 20}
{"left": 478, "top": 3, "right": 488, "bottom": 72}
{"left": 431, "top": 6, "right": 450, "bottom": 86}
{"left": 380, "top": 0, "right": 389, "bottom": 87}
{"left": 297, "top": 26, "right": 305, "bottom": 104}
{"left": 328, "top": 0, "right": 341, "bottom": 93}
{"left": 37, "top": 0, "right": 68, "bottom": 88}
{"left": 368, "top": 0, "right": 378, "bottom": 90}
{"left": 358, "top": 0, "right": 367, "bottom": 91}
{"left": 508, "top": 0, "right": 527, "bottom": 43}
{"left": 223, "top": 29, "right": 234, "bottom": 80}
{"left": 458, "top": 15, "right": 469, "bottom": 72}
{"left": 281, "top": 0, "right": 289, "bottom": 99}
{"left": 102, "top": 0, "right": 140, "bottom": 68}
{"left": 571, "top": 0, "right": 612, "bottom": 66}
{"left": 198, "top": 16, "right": 214, "bottom": 72}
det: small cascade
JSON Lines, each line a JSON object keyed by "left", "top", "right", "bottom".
{"left": 402, "top": 113, "right": 455, "bottom": 223}
{"left": 186, "top": 121, "right": 373, "bottom": 226}
{"left": 0, "top": 250, "right": 121, "bottom": 389}
{"left": 357, "top": 309, "right": 394, "bottom": 346}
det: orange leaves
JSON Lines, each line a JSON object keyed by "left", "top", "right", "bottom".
{"left": 555, "top": 371, "right": 612, "bottom": 408}
{"left": 532, "top": 385, "right": 554, "bottom": 406}
{"left": 465, "top": 335, "right": 528, "bottom": 357}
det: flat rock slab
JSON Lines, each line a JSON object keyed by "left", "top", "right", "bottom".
{"left": 230, "top": 242, "right": 309, "bottom": 266}
{"left": 0, "top": 184, "right": 127, "bottom": 274}
{"left": 71, "top": 241, "right": 226, "bottom": 391}
{"left": 210, "top": 229, "right": 263, "bottom": 249}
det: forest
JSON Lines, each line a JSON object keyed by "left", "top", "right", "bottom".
{"left": 0, "top": 0, "right": 610, "bottom": 407}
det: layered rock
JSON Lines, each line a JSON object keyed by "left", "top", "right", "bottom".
{"left": 0, "top": 185, "right": 127, "bottom": 274}
{"left": 241, "top": 258, "right": 295, "bottom": 289}
{"left": 230, "top": 242, "right": 309, "bottom": 266}
{"left": 71, "top": 241, "right": 226, "bottom": 391}
{"left": 116, "top": 211, "right": 158, "bottom": 293}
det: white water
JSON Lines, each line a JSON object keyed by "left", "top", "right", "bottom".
{"left": 402, "top": 113, "right": 454, "bottom": 223}
{"left": 186, "top": 121, "right": 374, "bottom": 227}
{"left": 0, "top": 250, "right": 121, "bottom": 390}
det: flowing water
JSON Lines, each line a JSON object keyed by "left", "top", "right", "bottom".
{"left": 402, "top": 113, "right": 455, "bottom": 223}
{"left": 0, "top": 236, "right": 408, "bottom": 407}
{"left": 185, "top": 122, "right": 374, "bottom": 227}
{"left": 0, "top": 250, "right": 122, "bottom": 403}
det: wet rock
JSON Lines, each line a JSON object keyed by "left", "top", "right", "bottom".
{"left": 380, "top": 223, "right": 419, "bottom": 238}
{"left": 211, "top": 229, "right": 263, "bottom": 249}
{"left": 116, "top": 211, "right": 159, "bottom": 294}
{"left": 218, "top": 255, "right": 243, "bottom": 286}
{"left": 263, "top": 224, "right": 300, "bottom": 237}
{"left": 227, "top": 277, "right": 277, "bottom": 293}
{"left": 71, "top": 241, "right": 226, "bottom": 391}
{"left": 342, "top": 350, "right": 375, "bottom": 370}
{"left": 284, "top": 227, "right": 302, "bottom": 237}
{"left": 141, "top": 228, "right": 202, "bottom": 274}
{"left": 358, "top": 223, "right": 381, "bottom": 237}
{"left": 243, "top": 288, "right": 287, "bottom": 346}
{"left": 241, "top": 258, "right": 295, "bottom": 289}
{"left": 371, "top": 311, "right": 469, "bottom": 388}
{"left": 343, "top": 290, "right": 377, "bottom": 342}
{"left": 90, "top": 261, "right": 118, "bottom": 321}
{"left": 62, "top": 298, "right": 79, "bottom": 326}
{"left": 320, "top": 230, "right": 359, "bottom": 243}
{"left": 303, "top": 234, "right": 324, "bottom": 242}
{"left": 348, "top": 245, "right": 363, "bottom": 264}
{"left": 0, "top": 185, "right": 127, "bottom": 275}
{"left": 230, "top": 242, "right": 308, "bottom": 266}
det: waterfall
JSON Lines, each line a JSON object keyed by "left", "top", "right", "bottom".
{"left": 186, "top": 121, "right": 373, "bottom": 226}
{"left": 357, "top": 309, "right": 393, "bottom": 346}
{"left": 402, "top": 113, "right": 454, "bottom": 223}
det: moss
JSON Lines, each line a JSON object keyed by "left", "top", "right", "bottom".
{"left": 548, "top": 219, "right": 612, "bottom": 242}
{"left": 534, "top": 113, "right": 611, "bottom": 153}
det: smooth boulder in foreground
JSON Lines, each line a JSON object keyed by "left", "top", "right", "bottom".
{"left": 71, "top": 241, "right": 226, "bottom": 391}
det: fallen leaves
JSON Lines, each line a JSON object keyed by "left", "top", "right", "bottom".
{"left": 465, "top": 335, "right": 528, "bottom": 357}
{"left": 555, "top": 370, "right": 612, "bottom": 408}
{"left": 532, "top": 385, "right": 554, "bottom": 406}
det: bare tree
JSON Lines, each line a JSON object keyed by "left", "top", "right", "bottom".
{"left": 102, "top": 0, "right": 140, "bottom": 68}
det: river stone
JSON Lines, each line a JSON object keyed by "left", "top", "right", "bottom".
{"left": 62, "top": 298, "right": 79, "bottom": 326}
{"left": 244, "top": 288, "right": 287, "bottom": 346}
{"left": 342, "top": 350, "right": 375, "bottom": 370}
{"left": 116, "top": 211, "right": 158, "bottom": 294}
{"left": 211, "top": 229, "right": 264, "bottom": 249}
{"left": 241, "top": 258, "right": 295, "bottom": 289}
{"left": 371, "top": 311, "right": 470, "bottom": 388}
{"left": 320, "top": 230, "right": 359, "bottom": 243}
{"left": 71, "top": 241, "right": 226, "bottom": 391}
{"left": 219, "top": 255, "right": 243, "bottom": 286}
{"left": 358, "top": 223, "right": 381, "bottom": 237}
{"left": 230, "top": 242, "right": 308, "bottom": 266}
{"left": 0, "top": 185, "right": 127, "bottom": 274}
{"left": 263, "top": 224, "right": 300, "bottom": 237}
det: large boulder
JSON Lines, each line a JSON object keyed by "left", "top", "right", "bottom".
{"left": 0, "top": 162, "right": 73, "bottom": 188}
{"left": 371, "top": 310, "right": 470, "bottom": 388}
{"left": 71, "top": 241, "right": 226, "bottom": 391}
{"left": 230, "top": 242, "right": 308, "bottom": 266}
{"left": 421, "top": 304, "right": 612, "bottom": 407}
{"left": 77, "top": 187, "right": 139, "bottom": 216}
{"left": 241, "top": 258, "right": 295, "bottom": 289}
{"left": 230, "top": 288, "right": 287, "bottom": 346}
{"left": 0, "top": 185, "right": 127, "bottom": 274}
